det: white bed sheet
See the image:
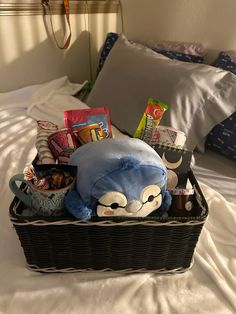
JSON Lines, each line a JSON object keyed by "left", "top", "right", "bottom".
{"left": 0, "top": 79, "right": 236, "bottom": 314}
{"left": 193, "top": 150, "right": 236, "bottom": 204}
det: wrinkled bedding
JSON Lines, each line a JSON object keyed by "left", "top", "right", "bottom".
{"left": 0, "top": 78, "right": 235, "bottom": 314}
{"left": 193, "top": 150, "right": 236, "bottom": 203}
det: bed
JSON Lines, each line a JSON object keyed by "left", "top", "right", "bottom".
{"left": 0, "top": 72, "right": 236, "bottom": 313}
{"left": 0, "top": 62, "right": 236, "bottom": 313}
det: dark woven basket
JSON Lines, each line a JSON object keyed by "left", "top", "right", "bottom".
{"left": 9, "top": 171, "right": 208, "bottom": 274}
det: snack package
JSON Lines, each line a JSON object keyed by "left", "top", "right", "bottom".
{"left": 134, "top": 98, "right": 168, "bottom": 142}
{"left": 48, "top": 128, "right": 79, "bottom": 164}
{"left": 35, "top": 120, "right": 59, "bottom": 164}
{"left": 64, "top": 107, "right": 112, "bottom": 144}
{"left": 77, "top": 124, "right": 105, "bottom": 145}
{"left": 149, "top": 126, "right": 186, "bottom": 147}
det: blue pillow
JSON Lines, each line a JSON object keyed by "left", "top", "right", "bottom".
{"left": 206, "top": 112, "right": 236, "bottom": 160}
{"left": 97, "top": 32, "right": 204, "bottom": 76}
{"left": 205, "top": 52, "right": 236, "bottom": 160}
{"left": 97, "top": 32, "right": 119, "bottom": 76}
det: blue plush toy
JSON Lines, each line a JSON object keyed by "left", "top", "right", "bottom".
{"left": 65, "top": 138, "right": 171, "bottom": 220}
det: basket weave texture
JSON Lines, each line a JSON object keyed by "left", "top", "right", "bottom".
{"left": 9, "top": 171, "right": 208, "bottom": 273}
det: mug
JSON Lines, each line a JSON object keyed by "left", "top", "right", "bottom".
{"left": 48, "top": 128, "right": 79, "bottom": 164}
{"left": 9, "top": 165, "right": 77, "bottom": 216}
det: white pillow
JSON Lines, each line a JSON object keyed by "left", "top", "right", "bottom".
{"left": 87, "top": 34, "right": 236, "bottom": 150}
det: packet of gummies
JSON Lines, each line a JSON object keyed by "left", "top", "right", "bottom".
{"left": 64, "top": 107, "right": 113, "bottom": 141}
{"left": 134, "top": 98, "right": 168, "bottom": 143}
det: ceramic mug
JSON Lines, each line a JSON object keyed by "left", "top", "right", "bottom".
{"left": 9, "top": 165, "right": 77, "bottom": 216}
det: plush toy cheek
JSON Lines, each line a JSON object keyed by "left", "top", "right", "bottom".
{"left": 97, "top": 205, "right": 130, "bottom": 217}
{"left": 152, "top": 195, "right": 162, "bottom": 210}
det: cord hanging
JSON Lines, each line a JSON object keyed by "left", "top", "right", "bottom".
{"left": 118, "top": 0, "right": 124, "bottom": 34}
{"left": 41, "top": 0, "right": 72, "bottom": 50}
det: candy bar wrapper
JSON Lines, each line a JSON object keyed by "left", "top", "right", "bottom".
{"left": 64, "top": 107, "right": 113, "bottom": 142}
{"left": 134, "top": 98, "right": 168, "bottom": 142}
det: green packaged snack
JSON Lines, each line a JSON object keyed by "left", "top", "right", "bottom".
{"left": 134, "top": 98, "right": 168, "bottom": 142}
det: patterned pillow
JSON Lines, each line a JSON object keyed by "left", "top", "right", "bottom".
{"left": 97, "top": 32, "right": 204, "bottom": 76}
{"left": 213, "top": 51, "right": 236, "bottom": 74}
{"left": 151, "top": 49, "right": 203, "bottom": 63}
{"left": 97, "top": 32, "right": 119, "bottom": 75}
{"left": 206, "top": 113, "right": 236, "bottom": 160}
{"left": 206, "top": 51, "right": 236, "bottom": 160}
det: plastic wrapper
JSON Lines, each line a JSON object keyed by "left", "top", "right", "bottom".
{"left": 134, "top": 98, "right": 168, "bottom": 142}
{"left": 149, "top": 126, "right": 186, "bottom": 147}
{"left": 64, "top": 107, "right": 112, "bottom": 144}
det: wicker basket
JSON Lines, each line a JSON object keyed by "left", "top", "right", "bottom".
{"left": 9, "top": 170, "right": 208, "bottom": 274}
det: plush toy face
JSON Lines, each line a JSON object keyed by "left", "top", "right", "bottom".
{"left": 66, "top": 138, "right": 170, "bottom": 220}
{"left": 97, "top": 185, "right": 162, "bottom": 217}
{"left": 89, "top": 158, "right": 166, "bottom": 217}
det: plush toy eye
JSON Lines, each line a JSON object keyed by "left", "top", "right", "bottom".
{"left": 141, "top": 185, "right": 161, "bottom": 204}
{"left": 128, "top": 185, "right": 162, "bottom": 218}
{"left": 98, "top": 192, "right": 127, "bottom": 208}
{"left": 97, "top": 192, "right": 128, "bottom": 217}
{"left": 110, "top": 202, "right": 119, "bottom": 210}
{"left": 147, "top": 195, "right": 154, "bottom": 202}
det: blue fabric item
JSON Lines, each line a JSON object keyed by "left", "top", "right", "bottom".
{"left": 152, "top": 49, "right": 203, "bottom": 63}
{"left": 65, "top": 190, "right": 93, "bottom": 220}
{"left": 206, "top": 112, "right": 236, "bottom": 161}
{"left": 161, "top": 191, "right": 172, "bottom": 212}
{"left": 213, "top": 52, "right": 236, "bottom": 75}
{"left": 66, "top": 138, "right": 170, "bottom": 219}
{"left": 97, "top": 32, "right": 119, "bottom": 75}
{"left": 206, "top": 51, "right": 236, "bottom": 160}
{"left": 97, "top": 32, "right": 204, "bottom": 76}
{"left": 69, "top": 138, "right": 167, "bottom": 204}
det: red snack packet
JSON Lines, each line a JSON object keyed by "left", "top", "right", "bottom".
{"left": 64, "top": 107, "right": 113, "bottom": 140}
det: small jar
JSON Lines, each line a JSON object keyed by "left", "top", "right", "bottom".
{"left": 168, "top": 188, "right": 195, "bottom": 217}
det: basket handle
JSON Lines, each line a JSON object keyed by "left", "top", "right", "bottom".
{"left": 9, "top": 174, "right": 32, "bottom": 208}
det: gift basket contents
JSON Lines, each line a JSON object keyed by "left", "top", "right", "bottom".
{"left": 9, "top": 99, "right": 208, "bottom": 273}
{"left": 9, "top": 164, "right": 77, "bottom": 217}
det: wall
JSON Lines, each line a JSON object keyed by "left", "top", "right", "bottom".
{"left": 1, "top": 0, "right": 236, "bottom": 92}
{"left": 0, "top": 12, "right": 118, "bottom": 92}
{"left": 120, "top": 0, "right": 236, "bottom": 63}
